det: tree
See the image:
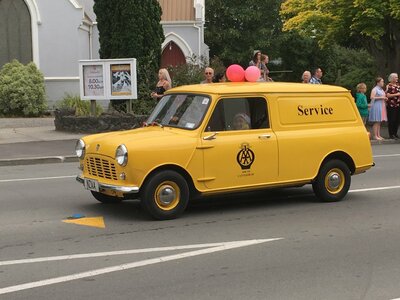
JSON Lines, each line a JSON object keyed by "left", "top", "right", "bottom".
{"left": 94, "top": 0, "right": 164, "bottom": 110}
{"left": 205, "top": 0, "right": 283, "bottom": 67}
{"left": 280, "top": 0, "right": 400, "bottom": 76}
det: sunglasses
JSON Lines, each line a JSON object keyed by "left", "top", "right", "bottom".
{"left": 205, "top": 72, "right": 212, "bottom": 75}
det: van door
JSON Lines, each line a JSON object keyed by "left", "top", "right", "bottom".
{"left": 201, "top": 97, "right": 278, "bottom": 191}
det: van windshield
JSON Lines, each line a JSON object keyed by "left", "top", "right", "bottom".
{"left": 147, "top": 94, "right": 210, "bottom": 130}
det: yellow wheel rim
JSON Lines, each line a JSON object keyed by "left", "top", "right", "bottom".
{"left": 324, "top": 168, "right": 345, "bottom": 194}
{"left": 154, "top": 181, "right": 180, "bottom": 211}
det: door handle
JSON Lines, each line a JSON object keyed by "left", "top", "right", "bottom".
{"left": 258, "top": 134, "right": 271, "bottom": 139}
{"left": 203, "top": 132, "right": 218, "bottom": 140}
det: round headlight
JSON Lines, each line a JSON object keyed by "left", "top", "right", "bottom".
{"left": 115, "top": 144, "right": 128, "bottom": 166}
{"left": 75, "top": 139, "right": 86, "bottom": 159}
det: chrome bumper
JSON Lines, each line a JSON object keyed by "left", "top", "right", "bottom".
{"left": 76, "top": 175, "right": 140, "bottom": 194}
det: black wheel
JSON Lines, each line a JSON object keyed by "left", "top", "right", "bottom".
{"left": 91, "top": 191, "right": 123, "bottom": 203}
{"left": 140, "top": 170, "right": 189, "bottom": 220}
{"left": 312, "top": 159, "right": 351, "bottom": 202}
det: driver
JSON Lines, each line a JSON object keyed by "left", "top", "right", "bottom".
{"left": 232, "top": 113, "right": 251, "bottom": 130}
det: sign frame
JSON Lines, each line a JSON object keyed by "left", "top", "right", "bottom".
{"left": 79, "top": 58, "right": 137, "bottom": 100}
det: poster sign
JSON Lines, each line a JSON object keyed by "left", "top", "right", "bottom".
{"left": 79, "top": 59, "right": 137, "bottom": 100}
{"left": 111, "top": 64, "right": 132, "bottom": 96}
{"left": 82, "top": 64, "right": 104, "bottom": 98}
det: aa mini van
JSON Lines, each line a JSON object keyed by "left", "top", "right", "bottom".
{"left": 76, "top": 82, "right": 374, "bottom": 219}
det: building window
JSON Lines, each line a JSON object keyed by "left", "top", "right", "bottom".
{"left": 0, "top": 0, "right": 32, "bottom": 67}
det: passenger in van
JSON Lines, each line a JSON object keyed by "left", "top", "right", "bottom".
{"left": 232, "top": 113, "right": 251, "bottom": 130}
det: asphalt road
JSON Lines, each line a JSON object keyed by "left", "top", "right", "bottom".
{"left": 0, "top": 144, "right": 400, "bottom": 300}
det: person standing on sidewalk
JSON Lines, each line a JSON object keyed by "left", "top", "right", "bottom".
{"left": 301, "top": 71, "right": 311, "bottom": 83}
{"left": 151, "top": 68, "right": 172, "bottom": 101}
{"left": 369, "top": 77, "right": 388, "bottom": 140}
{"left": 200, "top": 67, "right": 214, "bottom": 84}
{"left": 355, "top": 83, "right": 369, "bottom": 125}
{"left": 385, "top": 73, "right": 400, "bottom": 139}
{"left": 310, "top": 68, "right": 323, "bottom": 84}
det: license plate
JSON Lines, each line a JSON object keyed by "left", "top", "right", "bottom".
{"left": 84, "top": 178, "right": 99, "bottom": 192}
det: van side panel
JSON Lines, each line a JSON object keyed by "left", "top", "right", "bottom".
{"left": 271, "top": 93, "right": 373, "bottom": 182}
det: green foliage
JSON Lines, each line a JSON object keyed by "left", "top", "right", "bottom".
{"left": 130, "top": 99, "right": 156, "bottom": 115}
{"left": 0, "top": 59, "right": 46, "bottom": 116}
{"left": 167, "top": 55, "right": 206, "bottom": 87}
{"left": 280, "top": 0, "right": 400, "bottom": 74}
{"left": 167, "top": 55, "right": 227, "bottom": 87}
{"left": 94, "top": 0, "right": 164, "bottom": 111}
{"left": 273, "top": 32, "right": 321, "bottom": 82}
{"left": 57, "top": 94, "right": 102, "bottom": 116}
{"left": 323, "top": 46, "right": 377, "bottom": 92}
{"left": 205, "top": 0, "right": 283, "bottom": 67}
{"left": 270, "top": 31, "right": 377, "bottom": 88}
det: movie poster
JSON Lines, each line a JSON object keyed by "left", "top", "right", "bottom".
{"left": 82, "top": 65, "right": 104, "bottom": 97}
{"left": 110, "top": 64, "right": 132, "bottom": 96}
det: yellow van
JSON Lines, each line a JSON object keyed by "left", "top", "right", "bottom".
{"left": 76, "top": 82, "right": 374, "bottom": 220}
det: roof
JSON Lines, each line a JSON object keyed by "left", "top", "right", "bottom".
{"left": 167, "top": 82, "right": 349, "bottom": 95}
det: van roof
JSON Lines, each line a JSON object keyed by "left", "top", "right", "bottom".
{"left": 167, "top": 82, "right": 349, "bottom": 95}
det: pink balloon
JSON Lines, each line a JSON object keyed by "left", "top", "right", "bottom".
{"left": 226, "top": 64, "right": 245, "bottom": 82}
{"left": 245, "top": 66, "right": 261, "bottom": 82}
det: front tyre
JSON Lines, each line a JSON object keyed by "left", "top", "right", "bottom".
{"left": 91, "top": 191, "right": 123, "bottom": 203}
{"left": 141, "top": 170, "right": 189, "bottom": 220}
{"left": 312, "top": 159, "right": 351, "bottom": 202}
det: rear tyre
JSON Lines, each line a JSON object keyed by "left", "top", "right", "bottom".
{"left": 312, "top": 159, "right": 351, "bottom": 202}
{"left": 141, "top": 170, "right": 189, "bottom": 220}
{"left": 91, "top": 191, "right": 123, "bottom": 203}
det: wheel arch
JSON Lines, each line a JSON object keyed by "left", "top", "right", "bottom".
{"left": 319, "top": 151, "right": 355, "bottom": 176}
{"left": 142, "top": 164, "right": 199, "bottom": 197}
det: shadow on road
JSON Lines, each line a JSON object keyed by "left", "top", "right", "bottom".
{"left": 75, "top": 186, "right": 327, "bottom": 221}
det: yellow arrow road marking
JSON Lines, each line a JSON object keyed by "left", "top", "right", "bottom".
{"left": 62, "top": 217, "right": 105, "bottom": 229}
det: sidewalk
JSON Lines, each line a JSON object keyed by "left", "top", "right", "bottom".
{"left": 0, "top": 117, "right": 398, "bottom": 167}
{"left": 0, "top": 118, "right": 83, "bottom": 166}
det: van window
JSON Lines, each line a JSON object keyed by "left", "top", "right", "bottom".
{"left": 206, "top": 97, "right": 269, "bottom": 131}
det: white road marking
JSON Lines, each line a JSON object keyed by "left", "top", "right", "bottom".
{"left": 0, "top": 238, "right": 282, "bottom": 295}
{"left": 0, "top": 175, "right": 75, "bottom": 183}
{"left": 349, "top": 185, "right": 400, "bottom": 193}
{"left": 0, "top": 239, "right": 281, "bottom": 266}
{"left": 373, "top": 154, "right": 400, "bottom": 158}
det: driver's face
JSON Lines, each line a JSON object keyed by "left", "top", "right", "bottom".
{"left": 233, "top": 117, "right": 248, "bottom": 130}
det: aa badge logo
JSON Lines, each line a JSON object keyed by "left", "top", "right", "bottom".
{"left": 236, "top": 143, "right": 255, "bottom": 170}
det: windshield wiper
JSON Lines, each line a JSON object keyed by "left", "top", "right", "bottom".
{"left": 150, "top": 121, "right": 163, "bottom": 128}
{"left": 143, "top": 121, "right": 163, "bottom": 128}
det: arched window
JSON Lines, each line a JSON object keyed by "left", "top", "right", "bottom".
{"left": 0, "top": 0, "right": 32, "bottom": 67}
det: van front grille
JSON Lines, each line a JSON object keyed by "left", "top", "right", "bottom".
{"left": 85, "top": 156, "right": 118, "bottom": 180}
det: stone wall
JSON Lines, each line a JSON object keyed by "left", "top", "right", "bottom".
{"left": 54, "top": 110, "right": 148, "bottom": 133}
